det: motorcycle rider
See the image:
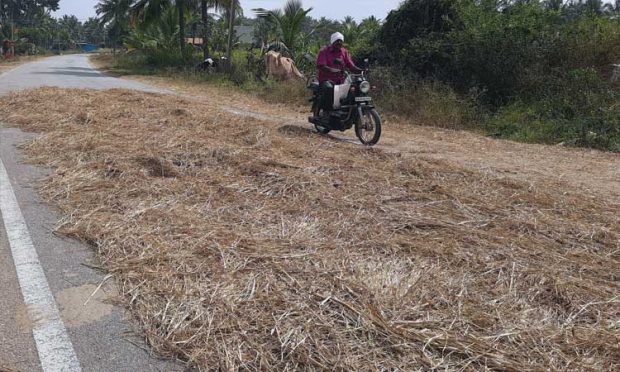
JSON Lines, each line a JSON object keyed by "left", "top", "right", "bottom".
{"left": 316, "top": 32, "right": 364, "bottom": 117}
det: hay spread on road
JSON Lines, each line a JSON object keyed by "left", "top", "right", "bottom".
{"left": 1, "top": 87, "right": 618, "bottom": 370}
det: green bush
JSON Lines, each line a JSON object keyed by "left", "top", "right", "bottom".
{"left": 378, "top": 0, "right": 457, "bottom": 77}
{"left": 488, "top": 69, "right": 619, "bottom": 150}
{"left": 370, "top": 67, "right": 479, "bottom": 129}
{"left": 371, "top": 0, "right": 619, "bottom": 150}
{"left": 449, "top": 1, "right": 564, "bottom": 105}
{"left": 15, "top": 41, "right": 38, "bottom": 55}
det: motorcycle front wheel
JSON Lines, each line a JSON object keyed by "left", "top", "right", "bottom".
{"left": 355, "top": 108, "right": 382, "bottom": 146}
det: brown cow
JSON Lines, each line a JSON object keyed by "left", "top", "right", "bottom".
{"left": 264, "top": 51, "right": 304, "bottom": 81}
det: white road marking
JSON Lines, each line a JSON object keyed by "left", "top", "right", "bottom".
{"left": 0, "top": 158, "right": 81, "bottom": 372}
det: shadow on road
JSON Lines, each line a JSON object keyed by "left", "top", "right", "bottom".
{"left": 50, "top": 67, "right": 97, "bottom": 72}
{"left": 32, "top": 70, "right": 103, "bottom": 77}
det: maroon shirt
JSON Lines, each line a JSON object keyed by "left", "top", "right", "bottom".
{"left": 317, "top": 45, "right": 356, "bottom": 84}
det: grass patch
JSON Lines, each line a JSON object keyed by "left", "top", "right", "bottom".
{"left": 487, "top": 70, "right": 620, "bottom": 151}
{"left": 254, "top": 79, "right": 308, "bottom": 106}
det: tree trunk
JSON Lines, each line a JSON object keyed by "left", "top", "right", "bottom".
{"left": 201, "top": 0, "right": 209, "bottom": 59}
{"left": 113, "top": 27, "right": 118, "bottom": 56}
{"left": 226, "top": 0, "right": 235, "bottom": 70}
{"left": 178, "top": 0, "right": 186, "bottom": 54}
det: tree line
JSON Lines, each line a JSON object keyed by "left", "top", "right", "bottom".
{"left": 1, "top": 0, "right": 106, "bottom": 53}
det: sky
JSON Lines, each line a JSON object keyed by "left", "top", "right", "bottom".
{"left": 52, "top": 0, "right": 404, "bottom": 22}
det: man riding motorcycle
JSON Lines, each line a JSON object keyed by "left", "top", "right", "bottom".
{"left": 315, "top": 32, "right": 364, "bottom": 117}
{"left": 307, "top": 32, "right": 382, "bottom": 145}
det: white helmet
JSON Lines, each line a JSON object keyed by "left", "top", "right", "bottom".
{"left": 330, "top": 32, "right": 344, "bottom": 45}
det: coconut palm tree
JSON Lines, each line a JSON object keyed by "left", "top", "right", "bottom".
{"left": 125, "top": 4, "right": 180, "bottom": 52}
{"left": 567, "top": 0, "right": 612, "bottom": 15}
{"left": 200, "top": 0, "right": 236, "bottom": 59}
{"left": 341, "top": 16, "right": 364, "bottom": 46}
{"left": 131, "top": 0, "right": 169, "bottom": 25}
{"left": 254, "top": 0, "right": 313, "bottom": 59}
{"left": 544, "top": 0, "right": 564, "bottom": 11}
{"left": 585, "top": 0, "right": 606, "bottom": 14}
{"left": 131, "top": 0, "right": 188, "bottom": 53}
{"left": 202, "top": 0, "right": 211, "bottom": 58}
{"left": 604, "top": 0, "right": 620, "bottom": 13}
{"left": 132, "top": 0, "right": 238, "bottom": 57}
{"left": 96, "top": 0, "right": 132, "bottom": 54}
{"left": 360, "top": 15, "right": 380, "bottom": 29}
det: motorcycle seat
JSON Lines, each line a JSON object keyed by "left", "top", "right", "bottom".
{"left": 308, "top": 81, "right": 320, "bottom": 92}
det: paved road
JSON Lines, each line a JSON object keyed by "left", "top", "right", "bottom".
{"left": 0, "top": 55, "right": 180, "bottom": 372}
{"left": 0, "top": 54, "right": 165, "bottom": 94}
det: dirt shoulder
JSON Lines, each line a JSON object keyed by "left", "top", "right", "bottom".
{"left": 0, "top": 55, "right": 46, "bottom": 75}
{"left": 95, "top": 67, "right": 619, "bottom": 202}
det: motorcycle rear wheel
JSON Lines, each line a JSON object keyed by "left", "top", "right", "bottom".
{"left": 312, "top": 104, "right": 331, "bottom": 135}
{"left": 355, "top": 108, "right": 382, "bottom": 145}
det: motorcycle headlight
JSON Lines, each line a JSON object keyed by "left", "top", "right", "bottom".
{"left": 360, "top": 81, "right": 371, "bottom": 93}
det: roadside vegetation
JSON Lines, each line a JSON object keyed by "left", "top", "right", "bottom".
{"left": 3, "top": 0, "right": 618, "bottom": 150}
{"left": 93, "top": 0, "right": 619, "bottom": 151}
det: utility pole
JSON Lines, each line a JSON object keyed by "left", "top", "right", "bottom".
{"left": 226, "top": 0, "right": 235, "bottom": 71}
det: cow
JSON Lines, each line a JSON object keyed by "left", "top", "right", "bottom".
{"left": 264, "top": 51, "right": 304, "bottom": 81}
{"left": 196, "top": 56, "right": 228, "bottom": 73}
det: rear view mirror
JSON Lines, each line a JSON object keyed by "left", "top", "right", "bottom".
{"left": 304, "top": 53, "right": 314, "bottom": 63}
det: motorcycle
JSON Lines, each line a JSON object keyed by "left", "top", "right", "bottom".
{"left": 307, "top": 59, "right": 382, "bottom": 146}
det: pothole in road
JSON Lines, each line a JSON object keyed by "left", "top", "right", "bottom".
{"left": 56, "top": 283, "right": 118, "bottom": 327}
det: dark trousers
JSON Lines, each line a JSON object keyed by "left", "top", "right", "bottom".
{"left": 320, "top": 81, "right": 334, "bottom": 112}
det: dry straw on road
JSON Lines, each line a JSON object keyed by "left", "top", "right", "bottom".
{"left": 1, "top": 87, "right": 618, "bottom": 370}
